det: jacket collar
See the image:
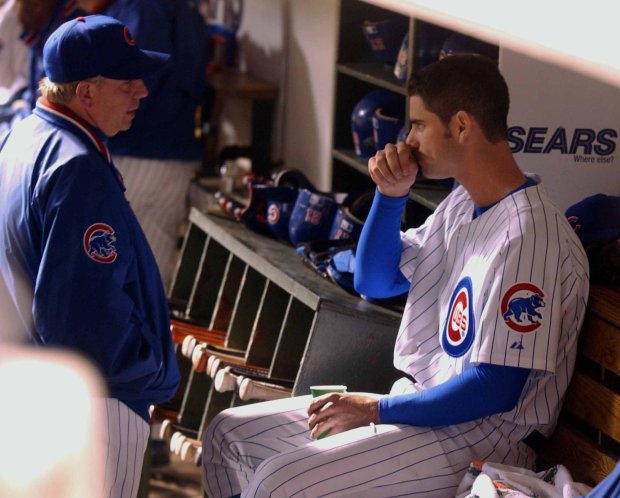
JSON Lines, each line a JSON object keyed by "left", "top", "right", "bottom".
{"left": 35, "top": 97, "right": 112, "bottom": 164}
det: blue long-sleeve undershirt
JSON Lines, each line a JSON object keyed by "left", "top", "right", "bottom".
{"left": 353, "top": 190, "right": 410, "bottom": 298}
{"left": 379, "top": 363, "right": 530, "bottom": 426}
{"left": 356, "top": 188, "right": 530, "bottom": 426}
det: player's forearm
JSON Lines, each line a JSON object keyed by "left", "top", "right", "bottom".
{"left": 378, "top": 363, "right": 530, "bottom": 426}
{"left": 354, "top": 189, "right": 410, "bottom": 298}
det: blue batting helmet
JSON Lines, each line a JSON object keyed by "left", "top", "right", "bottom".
{"left": 351, "top": 89, "right": 403, "bottom": 159}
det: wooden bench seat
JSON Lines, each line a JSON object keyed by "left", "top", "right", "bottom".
{"left": 536, "top": 284, "right": 620, "bottom": 486}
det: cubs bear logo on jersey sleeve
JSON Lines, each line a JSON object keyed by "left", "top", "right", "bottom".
{"left": 501, "top": 282, "right": 546, "bottom": 333}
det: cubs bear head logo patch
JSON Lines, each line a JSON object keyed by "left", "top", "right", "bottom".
{"left": 442, "top": 277, "right": 475, "bottom": 357}
{"left": 83, "top": 223, "right": 117, "bottom": 264}
{"left": 501, "top": 282, "right": 545, "bottom": 333}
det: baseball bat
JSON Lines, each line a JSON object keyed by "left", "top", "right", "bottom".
{"left": 170, "top": 431, "right": 186, "bottom": 455}
{"left": 180, "top": 438, "right": 201, "bottom": 463}
{"left": 238, "top": 377, "right": 292, "bottom": 401}
{"left": 214, "top": 366, "right": 238, "bottom": 392}
{"left": 207, "top": 357, "right": 222, "bottom": 379}
{"left": 159, "top": 418, "right": 174, "bottom": 441}
{"left": 181, "top": 334, "right": 197, "bottom": 358}
{"left": 170, "top": 319, "right": 227, "bottom": 347}
{"left": 192, "top": 343, "right": 208, "bottom": 372}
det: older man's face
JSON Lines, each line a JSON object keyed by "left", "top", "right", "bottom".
{"left": 83, "top": 78, "right": 148, "bottom": 137}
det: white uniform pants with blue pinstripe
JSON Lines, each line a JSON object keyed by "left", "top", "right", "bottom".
{"left": 201, "top": 396, "right": 535, "bottom": 498}
{"left": 99, "top": 398, "right": 150, "bottom": 498}
{"left": 113, "top": 156, "right": 199, "bottom": 291}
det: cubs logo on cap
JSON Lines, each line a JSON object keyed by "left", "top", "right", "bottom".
{"left": 442, "top": 277, "right": 475, "bottom": 357}
{"left": 501, "top": 282, "right": 546, "bottom": 333}
{"left": 83, "top": 223, "right": 117, "bottom": 264}
{"left": 123, "top": 26, "right": 136, "bottom": 46}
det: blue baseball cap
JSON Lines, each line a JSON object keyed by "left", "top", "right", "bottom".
{"left": 565, "top": 193, "right": 620, "bottom": 244}
{"left": 43, "top": 15, "right": 170, "bottom": 83}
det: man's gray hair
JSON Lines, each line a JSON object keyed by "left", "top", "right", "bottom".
{"left": 38, "top": 76, "right": 102, "bottom": 106}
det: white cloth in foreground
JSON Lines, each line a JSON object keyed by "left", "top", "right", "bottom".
{"left": 456, "top": 460, "right": 592, "bottom": 498}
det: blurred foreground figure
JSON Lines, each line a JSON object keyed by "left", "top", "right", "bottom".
{"left": 0, "top": 345, "right": 106, "bottom": 498}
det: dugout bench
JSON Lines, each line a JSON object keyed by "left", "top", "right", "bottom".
{"left": 535, "top": 284, "right": 620, "bottom": 487}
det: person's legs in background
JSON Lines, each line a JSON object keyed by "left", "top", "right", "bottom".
{"left": 113, "top": 156, "right": 198, "bottom": 290}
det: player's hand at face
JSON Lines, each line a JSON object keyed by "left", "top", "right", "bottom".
{"left": 307, "top": 393, "right": 380, "bottom": 439}
{"left": 368, "top": 142, "right": 419, "bottom": 198}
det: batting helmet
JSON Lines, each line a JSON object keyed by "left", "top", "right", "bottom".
{"left": 351, "top": 89, "right": 403, "bottom": 159}
{"left": 361, "top": 17, "right": 409, "bottom": 64}
{"left": 288, "top": 189, "right": 339, "bottom": 246}
{"left": 439, "top": 33, "right": 499, "bottom": 60}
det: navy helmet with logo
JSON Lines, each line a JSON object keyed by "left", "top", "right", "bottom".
{"left": 351, "top": 89, "right": 403, "bottom": 159}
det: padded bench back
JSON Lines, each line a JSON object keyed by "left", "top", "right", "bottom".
{"left": 537, "top": 285, "right": 620, "bottom": 486}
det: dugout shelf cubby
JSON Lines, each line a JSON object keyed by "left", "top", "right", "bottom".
{"left": 166, "top": 207, "right": 402, "bottom": 434}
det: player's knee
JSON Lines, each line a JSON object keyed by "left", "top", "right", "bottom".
{"left": 202, "top": 409, "right": 233, "bottom": 452}
{"left": 249, "top": 456, "right": 306, "bottom": 498}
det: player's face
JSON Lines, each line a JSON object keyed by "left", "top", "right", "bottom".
{"left": 86, "top": 78, "right": 148, "bottom": 137}
{"left": 405, "top": 95, "right": 459, "bottom": 179}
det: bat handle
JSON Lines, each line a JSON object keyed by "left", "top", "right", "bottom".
{"left": 214, "top": 366, "right": 237, "bottom": 392}
{"left": 238, "top": 377, "right": 292, "bottom": 401}
{"left": 181, "top": 334, "right": 197, "bottom": 358}
{"left": 192, "top": 343, "right": 208, "bottom": 372}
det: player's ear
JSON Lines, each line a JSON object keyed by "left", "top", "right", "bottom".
{"left": 75, "top": 81, "right": 94, "bottom": 107}
{"left": 453, "top": 110, "right": 473, "bottom": 143}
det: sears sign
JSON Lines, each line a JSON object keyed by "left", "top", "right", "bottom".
{"left": 508, "top": 126, "right": 617, "bottom": 164}
{"left": 500, "top": 48, "right": 619, "bottom": 210}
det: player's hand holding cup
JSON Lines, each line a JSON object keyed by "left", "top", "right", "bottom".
{"left": 308, "top": 385, "right": 347, "bottom": 439}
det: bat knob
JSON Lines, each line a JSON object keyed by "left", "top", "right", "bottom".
{"left": 214, "top": 367, "right": 237, "bottom": 392}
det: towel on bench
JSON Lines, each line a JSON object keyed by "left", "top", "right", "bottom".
{"left": 455, "top": 460, "right": 592, "bottom": 498}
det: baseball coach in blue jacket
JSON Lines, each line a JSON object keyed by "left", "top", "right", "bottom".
{"left": 0, "top": 15, "right": 180, "bottom": 498}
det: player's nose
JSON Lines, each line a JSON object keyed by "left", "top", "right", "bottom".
{"left": 132, "top": 79, "right": 148, "bottom": 99}
{"left": 406, "top": 130, "right": 420, "bottom": 150}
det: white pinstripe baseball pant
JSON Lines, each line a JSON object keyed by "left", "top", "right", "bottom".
{"left": 99, "top": 398, "right": 150, "bottom": 498}
{"left": 113, "top": 156, "right": 199, "bottom": 290}
{"left": 201, "top": 396, "right": 535, "bottom": 498}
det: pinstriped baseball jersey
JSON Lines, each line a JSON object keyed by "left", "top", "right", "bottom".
{"left": 396, "top": 183, "right": 589, "bottom": 437}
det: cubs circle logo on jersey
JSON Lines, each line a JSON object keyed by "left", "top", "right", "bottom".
{"left": 267, "top": 204, "right": 280, "bottom": 225}
{"left": 442, "top": 277, "right": 475, "bottom": 357}
{"left": 83, "top": 223, "right": 118, "bottom": 264}
{"left": 501, "top": 282, "right": 546, "bottom": 333}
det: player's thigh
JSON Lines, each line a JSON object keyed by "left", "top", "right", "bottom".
{"left": 203, "top": 395, "right": 314, "bottom": 452}
{"left": 245, "top": 423, "right": 462, "bottom": 498}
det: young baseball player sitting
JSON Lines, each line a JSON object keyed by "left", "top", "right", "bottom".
{"left": 0, "top": 15, "right": 179, "bottom": 498}
{"left": 200, "top": 55, "right": 589, "bottom": 498}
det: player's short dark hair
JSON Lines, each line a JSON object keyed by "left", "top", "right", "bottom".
{"left": 407, "top": 55, "right": 509, "bottom": 143}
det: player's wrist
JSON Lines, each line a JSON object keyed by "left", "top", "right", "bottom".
{"left": 377, "top": 184, "right": 412, "bottom": 198}
{"left": 370, "top": 399, "right": 381, "bottom": 424}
